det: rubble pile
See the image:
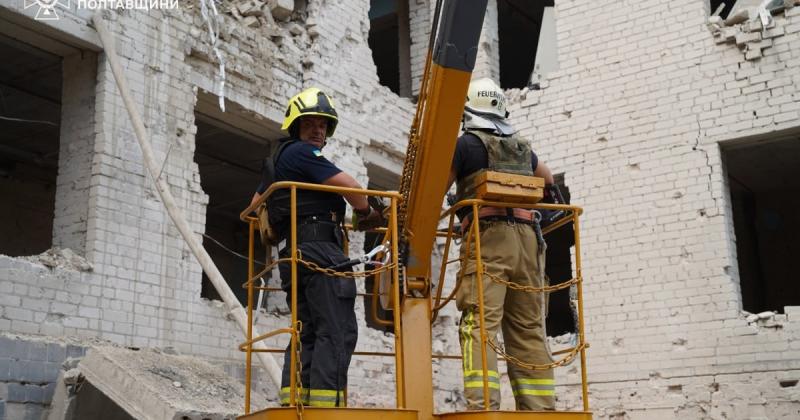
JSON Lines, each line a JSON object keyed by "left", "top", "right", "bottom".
{"left": 49, "top": 346, "right": 268, "bottom": 420}
{"left": 21, "top": 247, "right": 94, "bottom": 272}
{"left": 742, "top": 310, "right": 785, "bottom": 329}
{"left": 707, "top": 0, "right": 800, "bottom": 60}
{"left": 182, "top": 0, "right": 295, "bottom": 29}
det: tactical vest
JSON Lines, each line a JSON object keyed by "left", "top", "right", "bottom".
{"left": 455, "top": 130, "right": 534, "bottom": 202}
{"left": 267, "top": 139, "right": 345, "bottom": 230}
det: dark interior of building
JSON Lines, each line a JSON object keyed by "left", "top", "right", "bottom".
{"left": 368, "top": 0, "right": 411, "bottom": 97}
{"left": 497, "top": 0, "right": 552, "bottom": 89}
{"left": 194, "top": 115, "right": 274, "bottom": 304}
{"left": 724, "top": 134, "right": 800, "bottom": 314}
{"left": 710, "top": 0, "right": 737, "bottom": 18}
{"left": 0, "top": 34, "right": 61, "bottom": 257}
{"left": 369, "top": 0, "right": 552, "bottom": 92}
{"left": 68, "top": 382, "right": 136, "bottom": 420}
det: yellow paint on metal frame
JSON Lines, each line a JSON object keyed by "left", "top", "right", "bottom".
{"left": 403, "top": 65, "right": 472, "bottom": 280}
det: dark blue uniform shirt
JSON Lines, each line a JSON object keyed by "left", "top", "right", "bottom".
{"left": 274, "top": 141, "right": 342, "bottom": 186}
{"left": 259, "top": 139, "right": 346, "bottom": 226}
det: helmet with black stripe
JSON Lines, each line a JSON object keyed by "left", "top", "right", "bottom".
{"left": 281, "top": 87, "right": 339, "bottom": 137}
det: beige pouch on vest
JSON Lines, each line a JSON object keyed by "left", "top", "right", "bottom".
{"left": 469, "top": 170, "right": 544, "bottom": 203}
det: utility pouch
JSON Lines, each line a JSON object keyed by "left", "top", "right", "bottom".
{"left": 257, "top": 204, "right": 278, "bottom": 245}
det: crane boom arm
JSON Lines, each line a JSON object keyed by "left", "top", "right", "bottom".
{"left": 395, "top": 3, "right": 487, "bottom": 419}
{"left": 399, "top": 0, "right": 488, "bottom": 281}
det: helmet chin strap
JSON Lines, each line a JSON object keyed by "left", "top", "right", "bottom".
{"left": 463, "top": 111, "right": 516, "bottom": 136}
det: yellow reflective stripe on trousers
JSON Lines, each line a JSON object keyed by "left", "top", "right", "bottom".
{"left": 308, "top": 389, "right": 345, "bottom": 407}
{"left": 510, "top": 378, "right": 555, "bottom": 396}
{"left": 463, "top": 369, "right": 500, "bottom": 389}
{"left": 511, "top": 378, "right": 555, "bottom": 385}
{"left": 462, "top": 311, "right": 499, "bottom": 389}
{"left": 512, "top": 388, "right": 555, "bottom": 396}
{"left": 465, "top": 381, "right": 501, "bottom": 389}
{"left": 279, "top": 386, "right": 309, "bottom": 405}
{"left": 464, "top": 369, "right": 499, "bottom": 378}
{"left": 461, "top": 311, "right": 475, "bottom": 371}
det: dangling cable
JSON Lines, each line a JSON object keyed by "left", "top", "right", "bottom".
{"left": 199, "top": 0, "right": 227, "bottom": 112}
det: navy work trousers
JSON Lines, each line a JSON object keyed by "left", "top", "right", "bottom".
{"left": 278, "top": 239, "right": 358, "bottom": 407}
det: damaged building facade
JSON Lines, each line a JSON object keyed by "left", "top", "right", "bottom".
{"left": 0, "top": 0, "right": 799, "bottom": 418}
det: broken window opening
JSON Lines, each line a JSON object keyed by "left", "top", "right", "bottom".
{"left": 362, "top": 162, "right": 400, "bottom": 332}
{"left": 194, "top": 113, "right": 276, "bottom": 305}
{"left": 710, "top": 0, "right": 738, "bottom": 19}
{"left": 497, "top": 0, "right": 556, "bottom": 89}
{"left": 709, "top": 1, "right": 774, "bottom": 20}
{"left": 723, "top": 135, "right": 800, "bottom": 314}
{"left": 0, "top": 35, "right": 61, "bottom": 257}
{"left": 545, "top": 174, "right": 576, "bottom": 337}
{"left": 368, "top": 0, "right": 412, "bottom": 97}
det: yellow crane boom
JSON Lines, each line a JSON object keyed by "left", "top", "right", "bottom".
{"left": 399, "top": 0, "right": 488, "bottom": 281}
{"left": 395, "top": 3, "right": 487, "bottom": 419}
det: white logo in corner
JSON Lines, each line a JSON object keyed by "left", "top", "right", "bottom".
{"left": 23, "top": 0, "right": 71, "bottom": 21}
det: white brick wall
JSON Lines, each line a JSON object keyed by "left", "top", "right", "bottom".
{"left": 52, "top": 53, "right": 98, "bottom": 254}
{"left": 0, "top": 0, "right": 418, "bottom": 409}
{"left": 409, "top": 0, "right": 432, "bottom": 96}
{"left": 506, "top": 0, "right": 800, "bottom": 416}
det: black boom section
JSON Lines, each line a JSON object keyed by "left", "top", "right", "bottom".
{"left": 433, "top": 1, "right": 489, "bottom": 71}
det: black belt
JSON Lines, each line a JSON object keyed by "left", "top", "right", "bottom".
{"left": 298, "top": 214, "right": 339, "bottom": 225}
{"left": 296, "top": 220, "right": 341, "bottom": 243}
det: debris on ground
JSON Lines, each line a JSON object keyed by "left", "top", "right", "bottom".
{"left": 48, "top": 346, "right": 267, "bottom": 420}
{"left": 21, "top": 247, "right": 94, "bottom": 272}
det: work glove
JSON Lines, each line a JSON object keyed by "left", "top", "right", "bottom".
{"left": 352, "top": 206, "right": 386, "bottom": 231}
{"left": 367, "top": 196, "right": 388, "bottom": 216}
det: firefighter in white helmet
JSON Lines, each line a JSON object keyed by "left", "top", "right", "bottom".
{"left": 448, "top": 77, "right": 557, "bottom": 411}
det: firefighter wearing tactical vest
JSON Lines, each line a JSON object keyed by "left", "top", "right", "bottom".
{"left": 448, "top": 78, "right": 557, "bottom": 411}
{"left": 251, "top": 88, "right": 382, "bottom": 407}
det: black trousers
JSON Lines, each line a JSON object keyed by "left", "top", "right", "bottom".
{"left": 278, "top": 239, "right": 358, "bottom": 407}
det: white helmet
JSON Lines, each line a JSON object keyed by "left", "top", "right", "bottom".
{"left": 465, "top": 77, "right": 507, "bottom": 119}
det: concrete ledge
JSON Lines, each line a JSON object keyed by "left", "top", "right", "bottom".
{"left": 76, "top": 346, "right": 267, "bottom": 420}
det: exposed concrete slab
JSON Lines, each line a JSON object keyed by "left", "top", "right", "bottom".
{"left": 72, "top": 346, "right": 267, "bottom": 420}
{"left": 46, "top": 366, "right": 81, "bottom": 420}
{"left": 47, "top": 372, "right": 136, "bottom": 420}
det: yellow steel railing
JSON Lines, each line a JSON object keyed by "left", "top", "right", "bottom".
{"left": 238, "top": 181, "right": 404, "bottom": 414}
{"left": 432, "top": 199, "right": 590, "bottom": 413}
{"left": 238, "top": 184, "right": 590, "bottom": 415}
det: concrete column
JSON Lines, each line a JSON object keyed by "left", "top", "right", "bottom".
{"left": 409, "top": 0, "right": 431, "bottom": 96}
{"left": 52, "top": 52, "right": 97, "bottom": 255}
{"left": 472, "top": 0, "right": 500, "bottom": 82}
